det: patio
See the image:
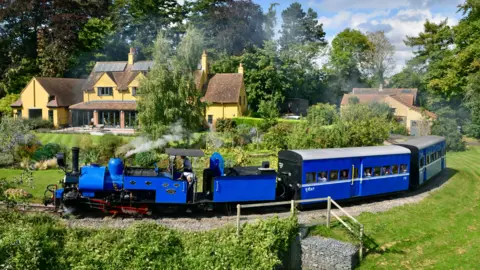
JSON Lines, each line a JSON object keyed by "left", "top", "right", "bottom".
{"left": 53, "top": 126, "right": 136, "bottom": 135}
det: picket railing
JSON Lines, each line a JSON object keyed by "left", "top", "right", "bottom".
{"left": 236, "top": 196, "right": 364, "bottom": 261}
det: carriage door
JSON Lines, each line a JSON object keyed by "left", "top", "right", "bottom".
{"left": 350, "top": 158, "right": 362, "bottom": 197}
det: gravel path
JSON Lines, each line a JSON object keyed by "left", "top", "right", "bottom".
{"left": 63, "top": 171, "right": 452, "bottom": 231}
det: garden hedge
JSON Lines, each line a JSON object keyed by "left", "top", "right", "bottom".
{"left": 0, "top": 211, "right": 298, "bottom": 270}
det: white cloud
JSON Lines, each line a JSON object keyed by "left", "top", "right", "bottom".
{"left": 321, "top": 6, "right": 459, "bottom": 73}
{"left": 308, "top": 0, "right": 461, "bottom": 12}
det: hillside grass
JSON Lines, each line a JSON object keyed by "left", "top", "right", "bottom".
{"left": 312, "top": 146, "right": 480, "bottom": 269}
{"left": 36, "top": 133, "right": 136, "bottom": 148}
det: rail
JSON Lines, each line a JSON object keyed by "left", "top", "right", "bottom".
{"left": 236, "top": 196, "right": 364, "bottom": 261}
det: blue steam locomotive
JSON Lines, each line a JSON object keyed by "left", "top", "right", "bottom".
{"left": 44, "top": 136, "right": 446, "bottom": 215}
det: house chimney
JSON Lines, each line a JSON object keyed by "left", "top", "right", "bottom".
{"left": 379, "top": 83, "right": 383, "bottom": 92}
{"left": 128, "top": 48, "right": 136, "bottom": 65}
{"left": 238, "top": 63, "right": 244, "bottom": 74}
{"left": 201, "top": 50, "right": 208, "bottom": 75}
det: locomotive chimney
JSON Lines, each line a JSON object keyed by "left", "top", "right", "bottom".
{"left": 72, "top": 147, "right": 79, "bottom": 174}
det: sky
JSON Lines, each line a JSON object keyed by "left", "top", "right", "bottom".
{"left": 255, "top": 0, "right": 464, "bottom": 74}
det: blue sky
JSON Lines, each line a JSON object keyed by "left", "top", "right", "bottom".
{"left": 255, "top": 0, "right": 463, "bottom": 73}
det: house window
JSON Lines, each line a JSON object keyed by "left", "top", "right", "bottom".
{"left": 99, "top": 111, "right": 120, "bottom": 128}
{"left": 48, "top": 110, "right": 54, "bottom": 123}
{"left": 98, "top": 87, "right": 113, "bottom": 96}
{"left": 207, "top": 115, "right": 213, "bottom": 124}
{"left": 125, "top": 111, "right": 138, "bottom": 128}
{"left": 16, "top": 110, "right": 22, "bottom": 118}
{"left": 28, "top": 109, "right": 42, "bottom": 119}
{"left": 239, "top": 96, "right": 242, "bottom": 105}
{"left": 72, "top": 110, "right": 93, "bottom": 127}
{"left": 132, "top": 87, "right": 137, "bottom": 96}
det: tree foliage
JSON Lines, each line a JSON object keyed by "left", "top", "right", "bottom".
{"left": 137, "top": 27, "right": 205, "bottom": 139}
{"left": 188, "top": 0, "right": 266, "bottom": 55}
{"left": 306, "top": 103, "right": 338, "bottom": 126}
{"left": 326, "top": 28, "right": 371, "bottom": 102}
{"left": 364, "top": 31, "right": 395, "bottom": 86}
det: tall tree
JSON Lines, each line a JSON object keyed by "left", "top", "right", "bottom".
{"left": 264, "top": 3, "right": 279, "bottom": 41}
{"left": 188, "top": 0, "right": 266, "bottom": 55}
{"left": 326, "top": 28, "right": 371, "bottom": 102}
{"left": 279, "top": 2, "right": 327, "bottom": 51}
{"left": 364, "top": 31, "right": 395, "bottom": 86}
{"left": 137, "top": 27, "right": 205, "bottom": 139}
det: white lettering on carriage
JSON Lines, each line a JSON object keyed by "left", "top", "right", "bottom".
{"left": 305, "top": 187, "right": 315, "bottom": 193}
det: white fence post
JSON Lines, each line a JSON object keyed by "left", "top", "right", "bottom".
{"left": 290, "top": 200, "right": 295, "bottom": 215}
{"left": 236, "top": 204, "right": 241, "bottom": 236}
{"left": 359, "top": 224, "right": 364, "bottom": 261}
{"left": 326, "top": 196, "right": 331, "bottom": 228}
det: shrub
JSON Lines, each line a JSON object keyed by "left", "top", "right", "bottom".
{"left": 134, "top": 150, "right": 158, "bottom": 167}
{"left": 32, "top": 143, "right": 62, "bottom": 161}
{"left": 22, "top": 118, "right": 54, "bottom": 130}
{"left": 431, "top": 117, "right": 466, "bottom": 151}
{"left": 306, "top": 103, "right": 338, "bottom": 125}
{"left": 258, "top": 99, "right": 279, "bottom": 131}
{"left": 215, "top": 118, "right": 237, "bottom": 132}
{"left": 263, "top": 123, "right": 291, "bottom": 150}
{"left": 97, "top": 134, "right": 125, "bottom": 161}
{"left": 80, "top": 147, "right": 101, "bottom": 165}
{"left": 0, "top": 153, "right": 13, "bottom": 167}
{"left": 34, "top": 158, "right": 58, "bottom": 170}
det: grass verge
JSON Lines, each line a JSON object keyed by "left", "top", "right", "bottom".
{"left": 311, "top": 146, "right": 480, "bottom": 269}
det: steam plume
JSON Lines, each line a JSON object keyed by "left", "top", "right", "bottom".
{"left": 121, "top": 122, "right": 188, "bottom": 157}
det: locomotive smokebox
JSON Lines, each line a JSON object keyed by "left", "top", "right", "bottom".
{"left": 72, "top": 147, "right": 80, "bottom": 174}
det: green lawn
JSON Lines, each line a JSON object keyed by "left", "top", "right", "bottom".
{"left": 312, "top": 146, "right": 480, "bottom": 269}
{"left": 0, "top": 169, "right": 65, "bottom": 203}
{"left": 36, "top": 133, "right": 135, "bottom": 148}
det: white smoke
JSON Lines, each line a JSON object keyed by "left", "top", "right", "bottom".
{"left": 123, "top": 122, "right": 188, "bottom": 157}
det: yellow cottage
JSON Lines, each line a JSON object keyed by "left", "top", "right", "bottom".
{"left": 11, "top": 48, "right": 248, "bottom": 130}
{"left": 69, "top": 48, "right": 147, "bottom": 128}
{"left": 11, "top": 77, "right": 85, "bottom": 127}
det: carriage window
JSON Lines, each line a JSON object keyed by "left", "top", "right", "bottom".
{"left": 427, "top": 155, "right": 430, "bottom": 164}
{"left": 373, "top": 167, "right": 381, "bottom": 176}
{"left": 400, "top": 164, "right": 408, "bottom": 173}
{"left": 382, "top": 166, "right": 391, "bottom": 175}
{"left": 364, "top": 167, "right": 372, "bottom": 177}
{"left": 339, "top": 169, "right": 349, "bottom": 180}
{"left": 420, "top": 157, "right": 425, "bottom": 167}
{"left": 392, "top": 165, "right": 399, "bottom": 174}
{"left": 430, "top": 153, "right": 435, "bottom": 162}
{"left": 306, "top": 173, "right": 316, "bottom": 183}
{"left": 317, "top": 171, "right": 327, "bottom": 182}
{"left": 442, "top": 148, "right": 446, "bottom": 156}
{"left": 353, "top": 168, "right": 359, "bottom": 179}
{"left": 330, "top": 170, "right": 339, "bottom": 181}
{"left": 438, "top": 151, "right": 441, "bottom": 159}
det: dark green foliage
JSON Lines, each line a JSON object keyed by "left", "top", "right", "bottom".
{"left": 189, "top": 0, "right": 266, "bottom": 55}
{"left": 97, "top": 135, "right": 125, "bottom": 160}
{"left": 134, "top": 150, "right": 158, "bottom": 167}
{"left": 258, "top": 98, "right": 280, "bottom": 131}
{"left": 0, "top": 211, "right": 299, "bottom": 270}
{"left": 0, "top": 94, "right": 19, "bottom": 116}
{"left": 262, "top": 123, "right": 292, "bottom": 150}
{"left": 306, "top": 103, "right": 338, "bottom": 125}
{"left": 32, "top": 143, "right": 61, "bottom": 161}
{"left": 215, "top": 119, "right": 237, "bottom": 133}
{"left": 22, "top": 118, "right": 54, "bottom": 130}
{"left": 431, "top": 118, "right": 466, "bottom": 151}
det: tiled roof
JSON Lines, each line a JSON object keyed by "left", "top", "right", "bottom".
{"left": 35, "top": 77, "right": 85, "bottom": 107}
{"left": 340, "top": 94, "right": 387, "bottom": 105}
{"left": 11, "top": 99, "right": 22, "bottom": 107}
{"left": 202, "top": 73, "right": 243, "bottom": 103}
{"left": 352, "top": 88, "right": 418, "bottom": 101}
{"left": 69, "top": 100, "right": 137, "bottom": 110}
{"left": 82, "top": 64, "right": 141, "bottom": 91}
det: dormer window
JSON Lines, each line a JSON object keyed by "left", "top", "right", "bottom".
{"left": 132, "top": 87, "right": 137, "bottom": 96}
{"left": 98, "top": 87, "right": 113, "bottom": 96}
{"left": 48, "top": 95, "right": 55, "bottom": 102}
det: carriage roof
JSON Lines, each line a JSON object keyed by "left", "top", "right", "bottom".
{"left": 279, "top": 145, "right": 410, "bottom": 161}
{"left": 395, "top": 135, "right": 445, "bottom": 150}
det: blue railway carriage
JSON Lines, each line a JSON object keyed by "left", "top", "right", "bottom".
{"left": 278, "top": 146, "right": 411, "bottom": 203}
{"left": 396, "top": 135, "right": 446, "bottom": 188}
